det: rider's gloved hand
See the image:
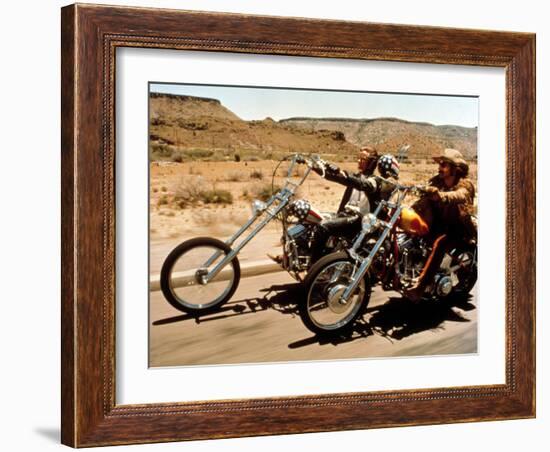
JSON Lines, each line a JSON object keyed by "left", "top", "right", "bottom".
{"left": 312, "top": 165, "right": 324, "bottom": 176}
{"left": 326, "top": 162, "right": 340, "bottom": 174}
{"left": 424, "top": 186, "right": 441, "bottom": 201}
{"left": 295, "top": 156, "right": 306, "bottom": 164}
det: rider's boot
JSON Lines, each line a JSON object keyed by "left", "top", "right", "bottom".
{"left": 404, "top": 234, "right": 448, "bottom": 302}
{"left": 267, "top": 253, "right": 283, "bottom": 266}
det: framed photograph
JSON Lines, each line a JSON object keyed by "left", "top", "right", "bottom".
{"left": 61, "top": 3, "right": 535, "bottom": 447}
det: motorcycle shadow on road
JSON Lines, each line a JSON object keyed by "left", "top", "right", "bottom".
{"left": 152, "top": 282, "right": 304, "bottom": 326}
{"left": 288, "top": 293, "right": 476, "bottom": 349}
{"left": 365, "top": 294, "right": 475, "bottom": 341}
{"left": 153, "top": 283, "right": 476, "bottom": 351}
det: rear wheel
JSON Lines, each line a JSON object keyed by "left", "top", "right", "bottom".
{"left": 300, "top": 252, "right": 371, "bottom": 337}
{"left": 160, "top": 237, "right": 240, "bottom": 315}
{"left": 451, "top": 248, "right": 478, "bottom": 296}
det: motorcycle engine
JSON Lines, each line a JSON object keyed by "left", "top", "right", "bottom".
{"left": 285, "top": 224, "right": 313, "bottom": 272}
{"left": 397, "top": 234, "right": 428, "bottom": 287}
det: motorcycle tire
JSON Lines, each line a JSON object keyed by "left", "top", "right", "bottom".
{"left": 452, "top": 265, "right": 478, "bottom": 297}
{"left": 160, "top": 237, "right": 241, "bottom": 315}
{"left": 300, "top": 252, "right": 371, "bottom": 337}
{"left": 448, "top": 247, "right": 478, "bottom": 299}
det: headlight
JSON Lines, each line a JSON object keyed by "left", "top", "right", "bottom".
{"left": 362, "top": 213, "right": 378, "bottom": 232}
{"left": 251, "top": 199, "right": 267, "bottom": 216}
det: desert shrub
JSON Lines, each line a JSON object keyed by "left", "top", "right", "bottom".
{"left": 250, "top": 169, "right": 264, "bottom": 180}
{"left": 150, "top": 117, "right": 166, "bottom": 126}
{"left": 150, "top": 143, "right": 173, "bottom": 159}
{"left": 227, "top": 171, "right": 244, "bottom": 182}
{"left": 185, "top": 149, "right": 214, "bottom": 159}
{"left": 157, "top": 195, "right": 169, "bottom": 206}
{"left": 200, "top": 189, "right": 233, "bottom": 205}
{"left": 174, "top": 178, "right": 233, "bottom": 207}
{"left": 253, "top": 183, "right": 281, "bottom": 202}
{"left": 175, "top": 119, "right": 208, "bottom": 130}
{"left": 172, "top": 152, "right": 184, "bottom": 163}
{"left": 173, "top": 179, "right": 204, "bottom": 208}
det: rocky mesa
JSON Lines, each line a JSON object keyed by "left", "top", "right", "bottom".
{"left": 149, "top": 93, "right": 477, "bottom": 162}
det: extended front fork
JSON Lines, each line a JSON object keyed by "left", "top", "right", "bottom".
{"left": 200, "top": 161, "right": 312, "bottom": 283}
{"left": 340, "top": 206, "right": 402, "bottom": 302}
{"left": 198, "top": 191, "right": 289, "bottom": 283}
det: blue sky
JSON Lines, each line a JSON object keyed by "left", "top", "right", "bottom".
{"left": 150, "top": 82, "right": 478, "bottom": 128}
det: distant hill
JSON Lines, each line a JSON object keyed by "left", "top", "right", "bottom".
{"left": 280, "top": 117, "right": 477, "bottom": 160}
{"left": 150, "top": 92, "right": 241, "bottom": 122}
{"left": 149, "top": 93, "right": 359, "bottom": 161}
{"left": 149, "top": 93, "right": 477, "bottom": 162}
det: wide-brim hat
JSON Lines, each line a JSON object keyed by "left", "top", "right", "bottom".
{"left": 433, "top": 148, "right": 468, "bottom": 168}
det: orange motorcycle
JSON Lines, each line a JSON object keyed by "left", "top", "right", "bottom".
{"left": 300, "top": 178, "right": 477, "bottom": 337}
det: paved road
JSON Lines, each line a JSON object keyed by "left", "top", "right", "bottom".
{"left": 150, "top": 229, "right": 282, "bottom": 275}
{"left": 149, "top": 271, "right": 478, "bottom": 367}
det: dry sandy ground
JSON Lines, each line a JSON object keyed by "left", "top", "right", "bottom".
{"left": 149, "top": 158, "right": 478, "bottom": 243}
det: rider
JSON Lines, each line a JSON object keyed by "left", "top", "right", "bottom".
{"left": 267, "top": 147, "right": 400, "bottom": 265}
{"left": 320, "top": 146, "right": 399, "bottom": 213}
{"left": 307, "top": 147, "right": 400, "bottom": 262}
{"left": 404, "top": 148, "right": 476, "bottom": 301}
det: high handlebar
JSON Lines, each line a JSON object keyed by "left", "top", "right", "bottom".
{"left": 294, "top": 153, "right": 323, "bottom": 165}
{"left": 293, "top": 153, "right": 326, "bottom": 178}
{"left": 372, "top": 174, "right": 427, "bottom": 195}
{"left": 290, "top": 153, "right": 428, "bottom": 195}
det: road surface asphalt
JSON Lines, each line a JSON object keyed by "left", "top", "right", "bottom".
{"left": 149, "top": 270, "right": 478, "bottom": 367}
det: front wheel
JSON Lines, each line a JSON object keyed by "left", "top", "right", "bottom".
{"left": 160, "top": 237, "right": 241, "bottom": 315}
{"left": 300, "top": 252, "right": 371, "bottom": 337}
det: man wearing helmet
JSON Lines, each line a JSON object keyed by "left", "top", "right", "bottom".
{"left": 405, "top": 148, "right": 477, "bottom": 301}
{"left": 307, "top": 146, "right": 400, "bottom": 261}
{"left": 320, "top": 147, "right": 399, "bottom": 214}
{"left": 268, "top": 146, "right": 399, "bottom": 265}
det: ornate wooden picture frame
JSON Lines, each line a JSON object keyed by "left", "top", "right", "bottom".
{"left": 61, "top": 3, "right": 535, "bottom": 447}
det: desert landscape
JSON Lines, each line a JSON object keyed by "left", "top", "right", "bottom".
{"left": 148, "top": 90, "right": 478, "bottom": 367}
{"left": 149, "top": 92, "right": 477, "bottom": 243}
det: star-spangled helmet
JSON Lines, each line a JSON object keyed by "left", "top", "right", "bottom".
{"left": 378, "top": 154, "right": 400, "bottom": 179}
{"left": 289, "top": 199, "right": 311, "bottom": 221}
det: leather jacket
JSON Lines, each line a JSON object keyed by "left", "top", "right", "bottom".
{"left": 323, "top": 169, "right": 394, "bottom": 214}
{"left": 413, "top": 174, "right": 476, "bottom": 239}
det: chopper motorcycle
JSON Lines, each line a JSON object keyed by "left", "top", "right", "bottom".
{"left": 300, "top": 178, "right": 478, "bottom": 337}
{"left": 160, "top": 154, "right": 359, "bottom": 315}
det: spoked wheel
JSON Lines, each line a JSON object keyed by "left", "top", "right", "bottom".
{"left": 300, "top": 252, "right": 371, "bottom": 337}
{"left": 160, "top": 237, "right": 241, "bottom": 315}
{"left": 450, "top": 247, "right": 478, "bottom": 297}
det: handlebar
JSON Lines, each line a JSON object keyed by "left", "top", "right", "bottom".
{"left": 289, "top": 153, "right": 428, "bottom": 195}
{"left": 373, "top": 174, "right": 427, "bottom": 194}
{"left": 293, "top": 153, "right": 326, "bottom": 178}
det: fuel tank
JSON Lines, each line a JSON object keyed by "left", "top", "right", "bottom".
{"left": 289, "top": 199, "right": 324, "bottom": 224}
{"left": 398, "top": 207, "right": 429, "bottom": 236}
{"left": 304, "top": 205, "right": 324, "bottom": 224}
